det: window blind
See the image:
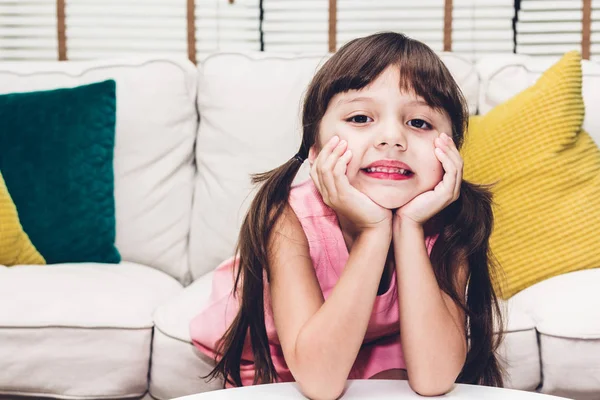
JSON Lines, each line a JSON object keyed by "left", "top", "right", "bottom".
{"left": 262, "top": 0, "right": 328, "bottom": 53}
{"left": 262, "top": 0, "right": 514, "bottom": 60}
{"left": 8, "top": 1, "right": 597, "bottom": 62}
{"left": 0, "top": 0, "right": 58, "bottom": 61}
{"left": 195, "top": 0, "right": 260, "bottom": 61}
{"left": 0, "top": 0, "right": 259, "bottom": 62}
{"left": 262, "top": 0, "right": 451, "bottom": 53}
{"left": 451, "top": 0, "right": 515, "bottom": 61}
{"left": 337, "top": 0, "right": 447, "bottom": 52}
{"left": 516, "top": 0, "right": 599, "bottom": 60}
{"left": 65, "top": 0, "right": 259, "bottom": 62}
{"left": 65, "top": 0, "right": 187, "bottom": 60}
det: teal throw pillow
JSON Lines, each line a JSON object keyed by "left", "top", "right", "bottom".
{"left": 0, "top": 80, "right": 120, "bottom": 264}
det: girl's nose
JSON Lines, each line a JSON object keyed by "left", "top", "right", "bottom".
{"left": 376, "top": 123, "right": 407, "bottom": 150}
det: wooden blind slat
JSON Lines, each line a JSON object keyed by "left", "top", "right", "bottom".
{"left": 57, "top": 0, "right": 67, "bottom": 60}
{"left": 443, "top": 0, "right": 452, "bottom": 51}
{"left": 187, "top": 0, "right": 196, "bottom": 63}
{"left": 329, "top": 0, "right": 336, "bottom": 52}
{"left": 582, "top": 0, "right": 591, "bottom": 60}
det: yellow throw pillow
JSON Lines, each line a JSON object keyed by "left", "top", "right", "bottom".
{"left": 0, "top": 171, "right": 45, "bottom": 265}
{"left": 462, "top": 51, "right": 600, "bottom": 299}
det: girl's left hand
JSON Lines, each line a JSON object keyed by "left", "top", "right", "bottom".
{"left": 395, "top": 132, "right": 463, "bottom": 226}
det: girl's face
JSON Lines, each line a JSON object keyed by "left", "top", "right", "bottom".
{"left": 310, "top": 65, "right": 452, "bottom": 209}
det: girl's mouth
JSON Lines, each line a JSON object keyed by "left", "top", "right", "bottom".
{"left": 361, "top": 167, "right": 414, "bottom": 180}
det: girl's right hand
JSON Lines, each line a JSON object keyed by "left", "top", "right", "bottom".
{"left": 310, "top": 136, "right": 393, "bottom": 233}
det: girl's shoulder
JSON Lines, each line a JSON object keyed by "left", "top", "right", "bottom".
{"left": 289, "top": 178, "right": 335, "bottom": 219}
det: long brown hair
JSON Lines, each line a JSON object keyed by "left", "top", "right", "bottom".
{"left": 205, "top": 32, "right": 505, "bottom": 388}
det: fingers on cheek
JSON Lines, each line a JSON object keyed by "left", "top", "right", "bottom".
{"left": 332, "top": 153, "right": 349, "bottom": 180}
{"left": 341, "top": 149, "right": 352, "bottom": 166}
{"left": 435, "top": 147, "right": 446, "bottom": 162}
{"left": 333, "top": 159, "right": 345, "bottom": 176}
{"left": 435, "top": 136, "right": 449, "bottom": 149}
{"left": 310, "top": 171, "right": 321, "bottom": 189}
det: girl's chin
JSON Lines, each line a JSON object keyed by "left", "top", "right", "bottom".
{"left": 367, "top": 192, "right": 412, "bottom": 210}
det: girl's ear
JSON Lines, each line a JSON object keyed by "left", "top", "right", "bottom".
{"left": 308, "top": 146, "right": 317, "bottom": 166}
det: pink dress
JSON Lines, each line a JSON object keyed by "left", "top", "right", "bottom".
{"left": 189, "top": 179, "right": 437, "bottom": 385}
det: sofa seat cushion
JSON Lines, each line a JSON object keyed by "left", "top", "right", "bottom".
{"left": 511, "top": 269, "right": 600, "bottom": 399}
{"left": 0, "top": 262, "right": 182, "bottom": 399}
{"left": 150, "top": 271, "right": 221, "bottom": 400}
{"left": 150, "top": 273, "right": 539, "bottom": 398}
{"left": 498, "top": 299, "right": 541, "bottom": 391}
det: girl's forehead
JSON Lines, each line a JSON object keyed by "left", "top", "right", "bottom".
{"left": 333, "top": 67, "right": 426, "bottom": 104}
{"left": 332, "top": 86, "right": 427, "bottom": 108}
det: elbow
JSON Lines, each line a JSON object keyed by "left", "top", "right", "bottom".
{"left": 291, "top": 338, "right": 348, "bottom": 399}
{"left": 296, "top": 378, "right": 346, "bottom": 400}
{"left": 407, "top": 352, "right": 464, "bottom": 396}
{"left": 409, "top": 375, "right": 455, "bottom": 397}
{"left": 293, "top": 365, "right": 346, "bottom": 400}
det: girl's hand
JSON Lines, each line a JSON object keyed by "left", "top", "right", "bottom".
{"left": 310, "top": 136, "right": 392, "bottom": 233}
{"left": 395, "top": 133, "right": 462, "bottom": 227}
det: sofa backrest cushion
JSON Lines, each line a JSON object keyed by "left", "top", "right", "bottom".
{"left": 190, "top": 52, "right": 480, "bottom": 279}
{"left": 0, "top": 58, "right": 198, "bottom": 284}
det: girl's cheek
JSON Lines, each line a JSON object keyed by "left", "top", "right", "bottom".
{"left": 346, "top": 151, "right": 365, "bottom": 179}
{"left": 318, "top": 116, "right": 341, "bottom": 146}
{"left": 433, "top": 160, "right": 444, "bottom": 181}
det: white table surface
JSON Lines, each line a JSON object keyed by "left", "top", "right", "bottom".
{"left": 173, "top": 380, "right": 572, "bottom": 399}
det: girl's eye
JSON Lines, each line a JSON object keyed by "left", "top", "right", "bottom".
{"left": 347, "top": 115, "right": 373, "bottom": 124}
{"left": 407, "top": 119, "right": 431, "bottom": 129}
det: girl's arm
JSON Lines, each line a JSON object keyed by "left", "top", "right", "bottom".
{"left": 393, "top": 219, "right": 468, "bottom": 396}
{"left": 269, "top": 205, "right": 391, "bottom": 400}
{"left": 392, "top": 133, "right": 468, "bottom": 396}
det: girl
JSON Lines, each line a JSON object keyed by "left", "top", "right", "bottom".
{"left": 190, "top": 32, "right": 505, "bottom": 399}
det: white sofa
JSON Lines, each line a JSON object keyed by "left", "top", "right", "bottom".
{"left": 0, "top": 52, "right": 598, "bottom": 400}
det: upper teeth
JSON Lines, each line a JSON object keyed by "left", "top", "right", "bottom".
{"left": 366, "top": 167, "right": 410, "bottom": 175}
